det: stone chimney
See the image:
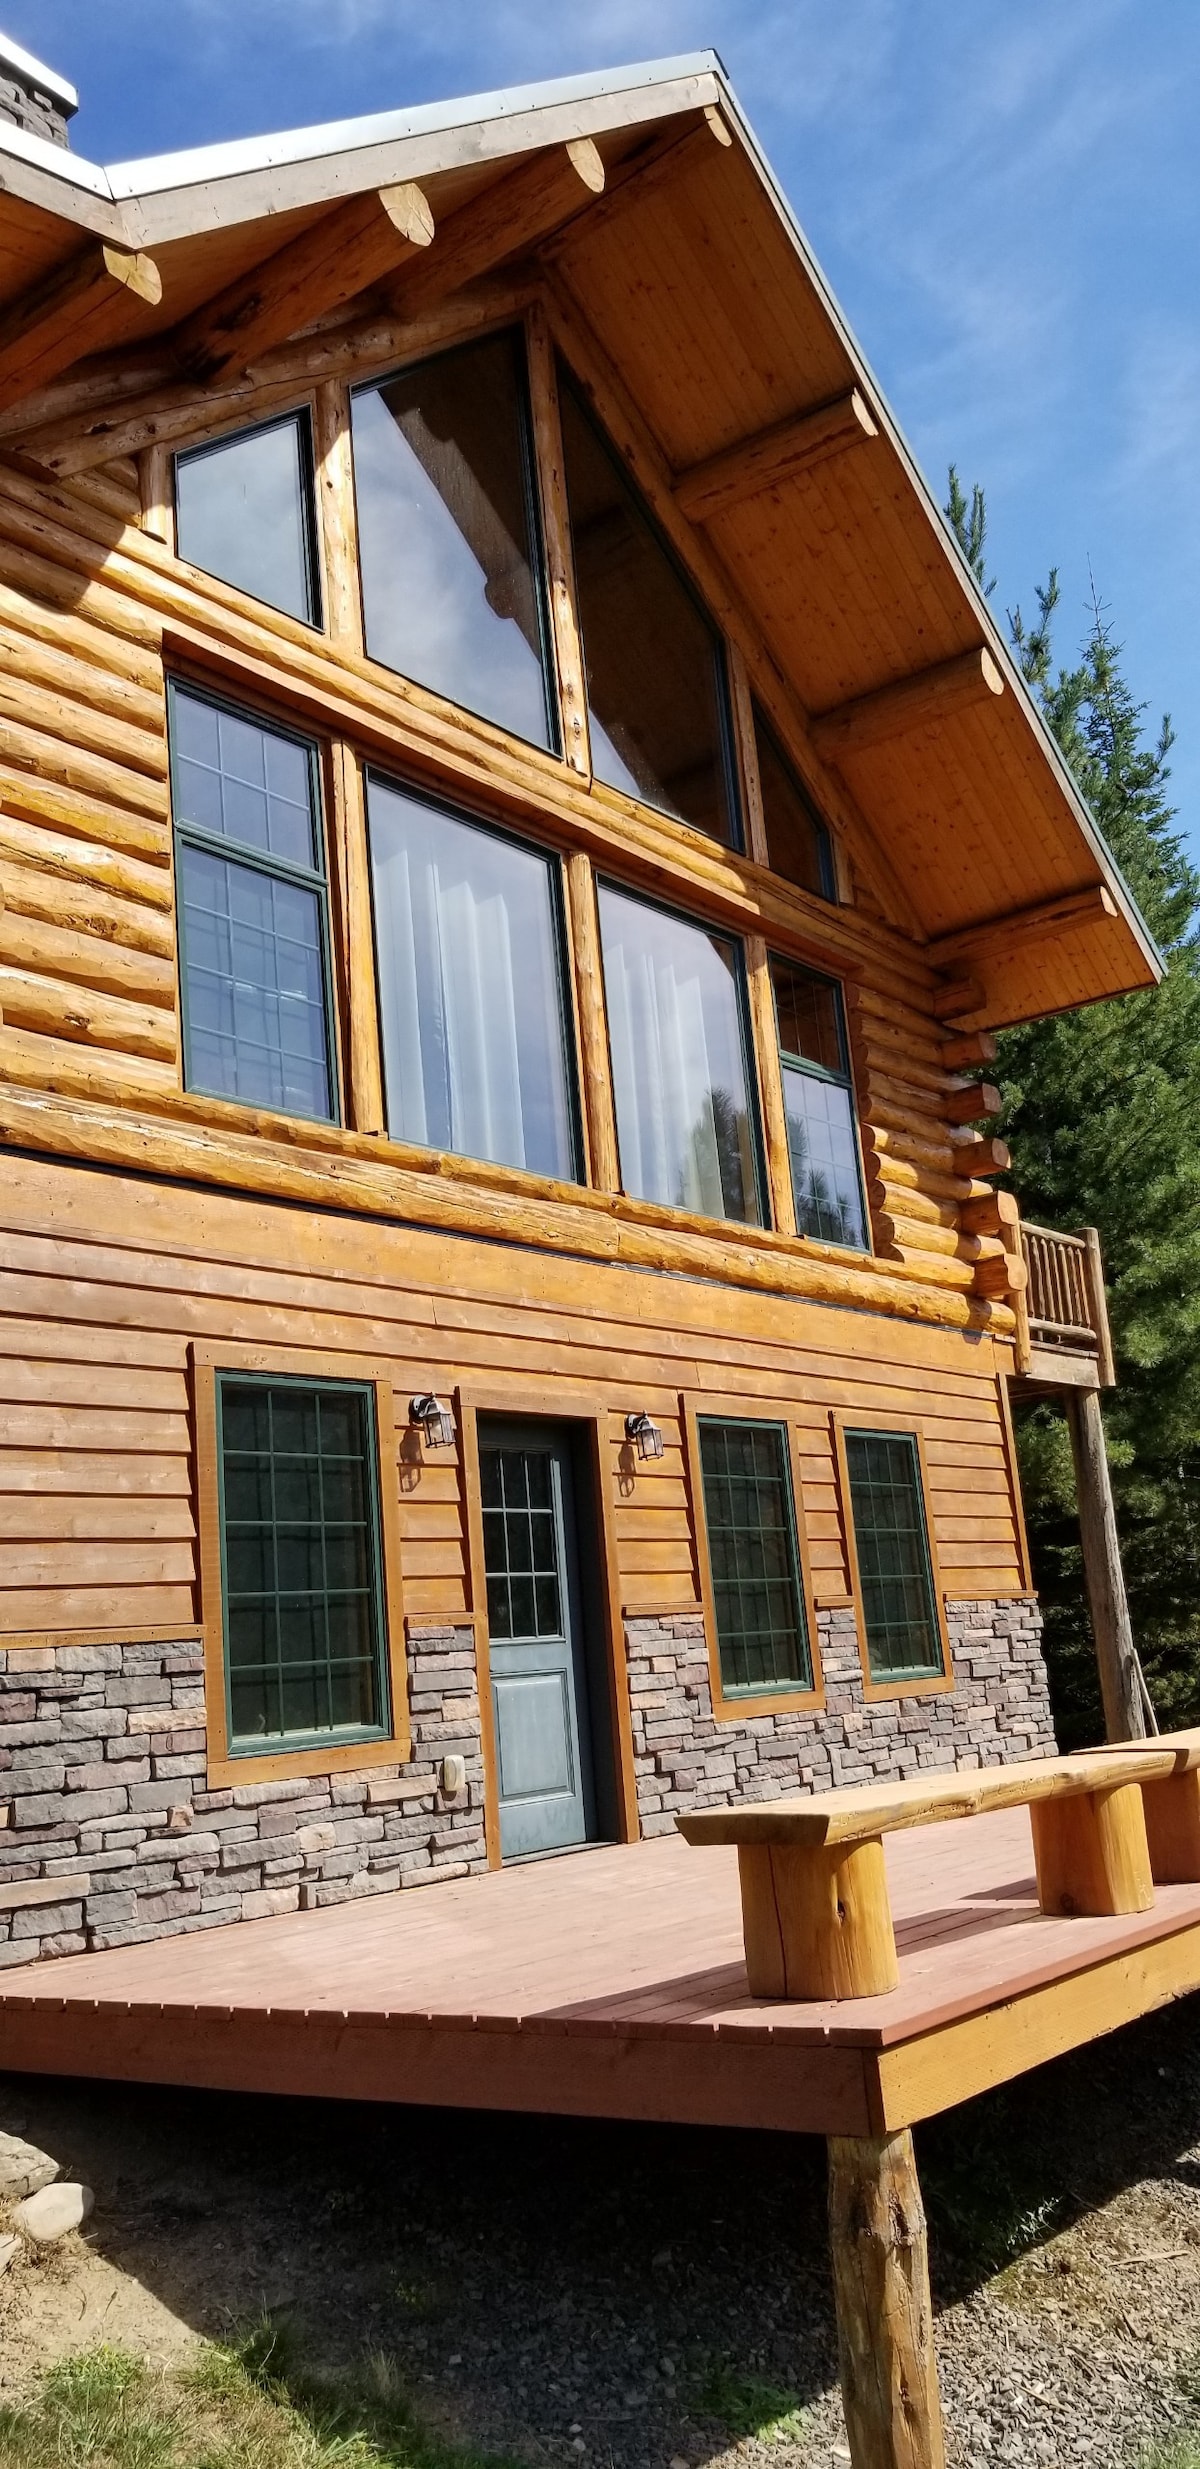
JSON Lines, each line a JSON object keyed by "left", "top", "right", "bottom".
{"left": 0, "top": 32, "right": 77, "bottom": 148}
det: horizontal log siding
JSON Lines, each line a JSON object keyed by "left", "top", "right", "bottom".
{"left": 0, "top": 450, "right": 1016, "bottom": 1326}
{"left": 0, "top": 1156, "right": 1027, "bottom": 1645}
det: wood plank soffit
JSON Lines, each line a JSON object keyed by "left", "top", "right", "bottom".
{"left": 812, "top": 646, "right": 1005, "bottom": 761}
{"left": 674, "top": 389, "right": 879, "bottom": 524}
{"left": 0, "top": 245, "right": 163, "bottom": 418}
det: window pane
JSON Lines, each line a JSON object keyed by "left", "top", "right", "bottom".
{"left": 176, "top": 414, "right": 318, "bottom": 625}
{"left": 755, "top": 708, "right": 834, "bottom": 898}
{"left": 770, "top": 955, "right": 846, "bottom": 1076}
{"left": 353, "top": 332, "right": 553, "bottom": 749}
{"left": 367, "top": 776, "right": 578, "bottom": 1180}
{"left": 181, "top": 844, "right": 333, "bottom": 1119}
{"left": 173, "top": 690, "right": 316, "bottom": 869}
{"left": 220, "top": 1381, "right": 386, "bottom": 1747}
{"left": 599, "top": 885, "right": 760, "bottom": 1224}
{"left": 845, "top": 1431, "right": 943, "bottom": 1679}
{"left": 559, "top": 378, "right": 734, "bottom": 843}
{"left": 698, "top": 1420, "right": 811, "bottom": 1694}
{"left": 782, "top": 1067, "right": 868, "bottom": 1248}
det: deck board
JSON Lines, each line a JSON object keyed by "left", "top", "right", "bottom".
{"left": 3, "top": 1811, "right": 1200, "bottom": 2132}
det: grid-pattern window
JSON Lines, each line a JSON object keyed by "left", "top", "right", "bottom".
{"left": 770, "top": 956, "right": 867, "bottom": 1249}
{"left": 170, "top": 684, "right": 337, "bottom": 1122}
{"left": 698, "top": 1418, "right": 812, "bottom": 1696}
{"left": 217, "top": 1377, "right": 389, "bottom": 1748}
{"left": 843, "top": 1430, "right": 944, "bottom": 1681}
{"left": 480, "top": 1444, "right": 564, "bottom": 1641}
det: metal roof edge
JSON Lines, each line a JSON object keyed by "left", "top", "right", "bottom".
{"left": 104, "top": 53, "right": 722, "bottom": 198}
{"left": 706, "top": 66, "right": 1164, "bottom": 989}
{"left": 0, "top": 32, "right": 78, "bottom": 113}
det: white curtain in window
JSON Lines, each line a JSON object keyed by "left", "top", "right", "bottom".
{"left": 599, "top": 886, "right": 757, "bottom": 1223}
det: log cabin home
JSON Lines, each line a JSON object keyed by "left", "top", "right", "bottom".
{"left": 0, "top": 36, "right": 1161, "bottom": 1966}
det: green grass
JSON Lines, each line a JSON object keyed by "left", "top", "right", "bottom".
{"left": 0, "top": 2324, "right": 517, "bottom": 2469}
{"left": 1139, "top": 2446, "right": 1200, "bottom": 2468}
{"left": 690, "top": 2360, "right": 808, "bottom": 2444}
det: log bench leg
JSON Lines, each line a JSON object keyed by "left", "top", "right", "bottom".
{"left": 1142, "top": 1770, "right": 1200, "bottom": 1883}
{"left": 1030, "top": 1780, "right": 1154, "bottom": 1916}
{"left": 828, "top": 2128, "right": 945, "bottom": 2469}
{"left": 738, "top": 1837, "right": 900, "bottom": 2000}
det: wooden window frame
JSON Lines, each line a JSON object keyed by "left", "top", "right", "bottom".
{"left": 193, "top": 1339, "right": 409, "bottom": 1787}
{"left": 769, "top": 954, "right": 872, "bottom": 1255}
{"left": 457, "top": 1382, "right": 639, "bottom": 1866}
{"left": 831, "top": 1408, "right": 953, "bottom": 1701}
{"left": 167, "top": 673, "right": 344, "bottom": 1130}
{"left": 681, "top": 1393, "right": 823, "bottom": 1722}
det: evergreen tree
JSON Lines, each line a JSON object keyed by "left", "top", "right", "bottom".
{"left": 944, "top": 484, "right": 1200, "bottom": 1741}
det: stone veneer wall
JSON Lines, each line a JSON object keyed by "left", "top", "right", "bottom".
{"left": 0, "top": 1623, "right": 486, "bottom": 1967}
{"left": 627, "top": 1598, "right": 1055, "bottom": 1833}
{"left": 0, "top": 1596, "right": 1053, "bottom": 1965}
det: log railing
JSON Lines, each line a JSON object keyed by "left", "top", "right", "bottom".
{"left": 1020, "top": 1222, "right": 1116, "bottom": 1384}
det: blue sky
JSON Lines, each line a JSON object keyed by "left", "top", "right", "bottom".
{"left": 14, "top": 1, "right": 1200, "bottom": 857}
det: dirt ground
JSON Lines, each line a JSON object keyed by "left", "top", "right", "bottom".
{"left": 4, "top": 1995, "right": 1200, "bottom": 2468}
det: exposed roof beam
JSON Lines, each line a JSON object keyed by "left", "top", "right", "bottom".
{"left": 173, "top": 181, "right": 435, "bottom": 388}
{"left": 812, "top": 647, "right": 1005, "bottom": 762}
{"left": 674, "top": 390, "right": 878, "bottom": 524}
{"left": 378, "top": 138, "right": 604, "bottom": 325}
{"left": 927, "top": 886, "right": 1119, "bottom": 971}
{"left": 0, "top": 243, "right": 162, "bottom": 418}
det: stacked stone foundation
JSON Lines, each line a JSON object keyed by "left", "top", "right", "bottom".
{"left": 627, "top": 1597, "right": 1054, "bottom": 1834}
{"left": 0, "top": 1622, "right": 486, "bottom": 1967}
{"left": 0, "top": 1597, "right": 1052, "bottom": 1964}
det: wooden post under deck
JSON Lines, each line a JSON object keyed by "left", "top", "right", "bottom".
{"left": 827, "top": 2129, "right": 945, "bottom": 2469}
{"left": 1066, "top": 1387, "right": 1145, "bottom": 1741}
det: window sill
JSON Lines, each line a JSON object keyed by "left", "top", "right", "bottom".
{"left": 709, "top": 1683, "right": 824, "bottom": 1724}
{"left": 206, "top": 1731, "right": 413, "bottom": 1790}
{"left": 857, "top": 1669, "right": 953, "bottom": 1704}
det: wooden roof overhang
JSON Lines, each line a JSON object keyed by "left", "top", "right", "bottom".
{"left": 0, "top": 54, "right": 1160, "bottom": 1032}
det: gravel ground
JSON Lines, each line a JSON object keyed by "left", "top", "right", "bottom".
{"left": 3, "top": 1996, "right": 1200, "bottom": 2467}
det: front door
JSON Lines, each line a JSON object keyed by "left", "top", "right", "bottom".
{"left": 479, "top": 1420, "right": 595, "bottom": 1859}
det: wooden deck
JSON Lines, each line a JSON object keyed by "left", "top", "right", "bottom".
{"left": 3, "top": 1812, "right": 1200, "bottom": 2136}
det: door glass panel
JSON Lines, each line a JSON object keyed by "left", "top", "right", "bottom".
{"left": 352, "top": 330, "right": 554, "bottom": 749}
{"left": 175, "top": 412, "right": 320, "bottom": 626}
{"left": 367, "top": 776, "right": 578, "bottom": 1180}
{"left": 559, "top": 375, "right": 735, "bottom": 843}
{"left": 599, "top": 883, "right": 762, "bottom": 1224}
{"left": 481, "top": 1445, "right": 563, "bottom": 1640}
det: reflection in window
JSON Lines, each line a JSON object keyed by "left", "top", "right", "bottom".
{"left": 844, "top": 1429, "right": 943, "bottom": 1680}
{"left": 352, "top": 331, "right": 554, "bottom": 748}
{"left": 598, "top": 884, "right": 761, "bottom": 1224}
{"left": 217, "top": 1376, "right": 388, "bottom": 1747}
{"left": 175, "top": 413, "right": 320, "bottom": 626}
{"left": 770, "top": 957, "right": 866, "bottom": 1249}
{"left": 698, "top": 1418, "right": 812, "bottom": 1696}
{"left": 367, "top": 776, "right": 579, "bottom": 1181}
{"left": 754, "top": 706, "right": 835, "bottom": 899}
{"left": 170, "top": 686, "right": 335, "bottom": 1122}
{"left": 559, "top": 376, "right": 736, "bottom": 843}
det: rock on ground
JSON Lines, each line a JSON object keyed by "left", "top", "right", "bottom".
{"left": 11, "top": 2184, "right": 94, "bottom": 2245}
{"left": 0, "top": 2133, "right": 58, "bottom": 2201}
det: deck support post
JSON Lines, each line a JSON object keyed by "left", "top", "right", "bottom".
{"left": 827, "top": 2128, "right": 945, "bottom": 2469}
{"left": 1066, "top": 1388, "right": 1144, "bottom": 1741}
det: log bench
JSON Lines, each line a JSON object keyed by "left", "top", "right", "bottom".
{"left": 1077, "top": 1727, "right": 1200, "bottom": 1884}
{"left": 677, "top": 1748, "right": 1181, "bottom": 2001}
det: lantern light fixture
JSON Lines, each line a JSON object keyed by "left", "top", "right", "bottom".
{"left": 625, "top": 1410, "right": 664, "bottom": 1461}
{"left": 410, "top": 1394, "right": 457, "bottom": 1450}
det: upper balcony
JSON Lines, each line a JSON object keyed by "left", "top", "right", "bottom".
{"left": 1015, "top": 1221, "right": 1116, "bottom": 1393}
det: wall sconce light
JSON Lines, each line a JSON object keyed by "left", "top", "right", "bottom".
{"left": 625, "top": 1410, "right": 664, "bottom": 1462}
{"left": 410, "top": 1394, "right": 457, "bottom": 1450}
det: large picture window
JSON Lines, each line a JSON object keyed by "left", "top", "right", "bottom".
{"left": 175, "top": 411, "right": 321, "bottom": 627}
{"left": 169, "top": 685, "right": 337, "bottom": 1122}
{"left": 770, "top": 957, "right": 867, "bottom": 1248}
{"left": 216, "top": 1375, "right": 390, "bottom": 1749}
{"left": 367, "top": 776, "right": 580, "bottom": 1181}
{"left": 843, "top": 1429, "right": 945, "bottom": 1682}
{"left": 352, "top": 330, "right": 555, "bottom": 750}
{"left": 599, "top": 884, "right": 762, "bottom": 1224}
{"left": 559, "top": 373, "right": 737, "bottom": 844}
{"left": 697, "top": 1418, "right": 812, "bottom": 1697}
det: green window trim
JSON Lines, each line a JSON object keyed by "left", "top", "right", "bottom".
{"left": 697, "top": 1415, "right": 814, "bottom": 1699}
{"left": 168, "top": 679, "right": 341, "bottom": 1128}
{"left": 769, "top": 955, "right": 868, "bottom": 1252}
{"left": 215, "top": 1371, "right": 391, "bottom": 1756}
{"left": 843, "top": 1427, "right": 945, "bottom": 1683}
